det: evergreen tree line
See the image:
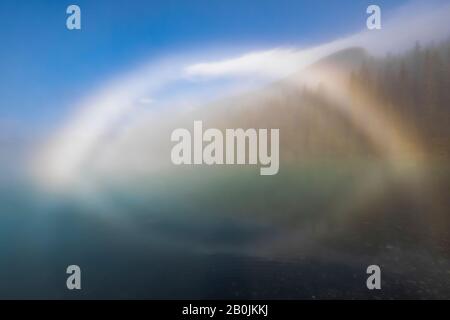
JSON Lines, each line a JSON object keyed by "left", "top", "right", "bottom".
{"left": 350, "top": 40, "right": 450, "bottom": 158}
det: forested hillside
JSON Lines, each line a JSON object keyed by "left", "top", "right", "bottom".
{"left": 350, "top": 40, "right": 450, "bottom": 158}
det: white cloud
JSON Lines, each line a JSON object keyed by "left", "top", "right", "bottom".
{"left": 184, "top": 1, "right": 450, "bottom": 80}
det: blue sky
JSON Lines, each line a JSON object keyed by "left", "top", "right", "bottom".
{"left": 0, "top": 0, "right": 409, "bottom": 126}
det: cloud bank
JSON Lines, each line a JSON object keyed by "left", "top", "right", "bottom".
{"left": 32, "top": 1, "right": 450, "bottom": 191}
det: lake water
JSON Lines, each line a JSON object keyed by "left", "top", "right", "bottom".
{"left": 1, "top": 161, "right": 449, "bottom": 299}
